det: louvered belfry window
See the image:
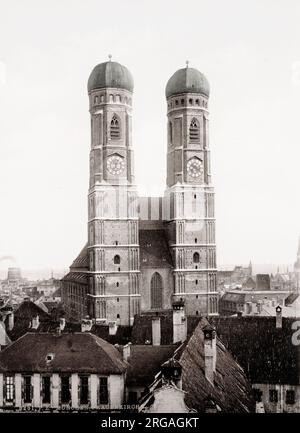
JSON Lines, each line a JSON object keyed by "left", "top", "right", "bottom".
{"left": 189, "top": 118, "right": 200, "bottom": 141}
{"left": 110, "top": 114, "right": 120, "bottom": 139}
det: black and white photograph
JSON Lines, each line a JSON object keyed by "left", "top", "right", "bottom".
{"left": 0, "top": 0, "right": 299, "bottom": 427}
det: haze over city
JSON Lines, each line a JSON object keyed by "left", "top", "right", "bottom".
{"left": 0, "top": 0, "right": 299, "bottom": 277}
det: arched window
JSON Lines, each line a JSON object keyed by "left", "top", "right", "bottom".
{"left": 169, "top": 121, "right": 173, "bottom": 144}
{"left": 189, "top": 118, "right": 200, "bottom": 142}
{"left": 193, "top": 252, "right": 200, "bottom": 263}
{"left": 151, "top": 272, "right": 163, "bottom": 309}
{"left": 110, "top": 115, "right": 120, "bottom": 139}
{"left": 114, "top": 255, "right": 121, "bottom": 265}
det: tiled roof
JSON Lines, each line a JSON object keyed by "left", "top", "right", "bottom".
{"left": 131, "top": 311, "right": 201, "bottom": 345}
{"left": 211, "top": 316, "right": 300, "bottom": 385}
{"left": 0, "top": 332, "right": 127, "bottom": 374}
{"left": 285, "top": 292, "right": 299, "bottom": 306}
{"left": 139, "top": 230, "right": 173, "bottom": 268}
{"left": 126, "top": 345, "right": 179, "bottom": 386}
{"left": 8, "top": 301, "right": 51, "bottom": 341}
{"left": 61, "top": 272, "right": 88, "bottom": 284}
{"left": 70, "top": 244, "right": 89, "bottom": 270}
{"left": 178, "top": 318, "right": 255, "bottom": 413}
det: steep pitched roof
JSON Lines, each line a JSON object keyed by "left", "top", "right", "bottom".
{"left": 139, "top": 229, "right": 173, "bottom": 268}
{"left": 178, "top": 318, "right": 255, "bottom": 413}
{"left": 211, "top": 316, "right": 300, "bottom": 385}
{"left": 126, "top": 345, "right": 179, "bottom": 386}
{"left": 61, "top": 272, "right": 88, "bottom": 284}
{"left": 70, "top": 244, "right": 89, "bottom": 270}
{"left": 8, "top": 300, "right": 51, "bottom": 341}
{"left": 0, "top": 332, "right": 126, "bottom": 374}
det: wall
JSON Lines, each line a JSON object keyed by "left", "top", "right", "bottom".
{"left": 253, "top": 383, "right": 300, "bottom": 413}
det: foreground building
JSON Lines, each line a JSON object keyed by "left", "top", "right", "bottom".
{"left": 0, "top": 332, "right": 126, "bottom": 411}
{"left": 212, "top": 314, "right": 300, "bottom": 413}
{"left": 62, "top": 59, "right": 218, "bottom": 324}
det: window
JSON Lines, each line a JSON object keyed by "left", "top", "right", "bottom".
{"left": 169, "top": 121, "right": 173, "bottom": 144}
{"left": 42, "top": 376, "right": 51, "bottom": 404}
{"left": 23, "top": 375, "right": 32, "bottom": 403}
{"left": 196, "top": 99, "right": 200, "bottom": 105}
{"left": 110, "top": 114, "right": 120, "bottom": 139}
{"left": 253, "top": 388, "right": 262, "bottom": 403}
{"left": 189, "top": 98, "right": 193, "bottom": 105}
{"left": 116, "top": 282, "right": 119, "bottom": 287}
{"left": 286, "top": 390, "right": 295, "bottom": 405}
{"left": 99, "top": 377, "right": 109, "bottom": 405}
{"left": 195, "top": 279, "right": 198, "bottom": 285}
{"left": 193, "top": 252, "right": 200, "bottom": 263}
{"left": 269, "top": 389, "right": 278, "bottom": 403}
{"left": 181, "top": 99, "right": 184, "bottom": 105}
{"left": 175, "top": 100, "right": 178, "bottom": 105}
{"left": 128, "top": 391, "right": 138, "bottom": 404}
{"left": 151, "top": 272, "right": 163, "bottom": 309}
{"left": 195, "top": 238, "right": 198, "bottom": 243}
{"left": 94, "top": 96, "right": 99, "bottom": 104}
{"left": 5, "top": 376, "right": 14, "bottom": 402}
{"left": 114, "top": 255, "right": 121, "bottom": 265}
{"left": 189, "top": 118, "right": 200, "bottom": 141}
{"left": 79, "top": 375, "right": 89, "bottom": 405}
{"left": 61, "top": 376, "right": 71, "bottom": 404}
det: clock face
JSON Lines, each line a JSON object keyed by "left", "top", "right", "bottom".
{"left": 106, "top": 155, "right": 125, "bottom": 176}
{"left": 187, "top": 158, "right": 203, "bottom": 178}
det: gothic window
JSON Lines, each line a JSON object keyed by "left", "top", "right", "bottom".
{"left": 193, "top": 252, "right": 200, "bottom": 263}
{"left": 189, "top": 98, "right": 193, "bottom": 105}
{"left": 189, "top": 118, "right": 200, "bottom": 142}
{"left": 169, "top": 121, "right": 173, "bottom": 144}
{"left": 114, "top": 255, "right": 121, "bottom": 265}
{"left": 151, "top": 272, "right": 163, "bottom": 309}
{"left": 110, "top": 114, "right": 120, "bottom": 139}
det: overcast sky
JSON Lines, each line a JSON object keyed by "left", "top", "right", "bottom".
{"left": 0, "top": 0, "right": 299, "bottom": 277}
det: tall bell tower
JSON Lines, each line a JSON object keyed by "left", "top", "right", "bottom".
{"left": 164, "top": 63, "right": 218, "bottom": 316}
{"left": 87, "top": 59, "right": 140, "bottom": 325}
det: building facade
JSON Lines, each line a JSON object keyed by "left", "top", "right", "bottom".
{"left": 62, "top": 60, "right": 218, "bottom": 325}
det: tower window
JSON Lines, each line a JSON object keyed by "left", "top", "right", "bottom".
{"left": 117, "top": 298, "right": 119, "bottom": 302}
{"left": 194, "top": 194, "right": 197, "bottom": 199}
{"left": 115, "top": 241, "right": 119, "bottom": 245}
{"left": 196, "top": 99, "right": 200, "bottom": 105}
{"left": 181, "top": 99, "right": 184, "bottom": 105}
{"left": 196, "top": 310, "right": 199, "bottom": 315}
{"left": 169, "top": 121, "right": 173, "bottom": 144}
{"left": 110, "top": 114, "right": 120, "bottom": 139}
{"left": 114, "top": 255, "right": 121, "bottom": 265}
{"left": 94, "top": 96, "right": 99, "bottom": 104}
{"left": 116, "top": 282, "right": 119, "bottom": 287}
{"left": 175, "top": 100, "right": 178, "bottom": 105}
{"left": 195, "top": 238, "right": 198, "bottom": 243}
{"left": 193, "top": 252, "right": 200, "bottom": 263}
{"left": 189, "top": 118, "right": 200, "bottom": 142}
{"left": 189, "top": 98, "right": 193, "bottom": 105}
{"left": 117, "top": 314, "right": 120, "bottom": 319}
{"left": 195, "top": 279, "right": 198, "bottom": 285}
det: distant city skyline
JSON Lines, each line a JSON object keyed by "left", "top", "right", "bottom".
{"left": 0, "top": 0, "right": 299, "bottom": 272}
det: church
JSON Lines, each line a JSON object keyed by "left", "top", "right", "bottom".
{"left": 61, "top": 59, "right": 218, "bottom": 326}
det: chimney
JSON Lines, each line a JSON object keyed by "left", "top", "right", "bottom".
{"left": 245, "top": 301, "right": 252, "bottom": 315}
{"left": 108, "top": 321, "right": 118, "bottom": 336}
{"left": 256, "top": 300, "right": 263, "bottom": 314}
{"left": 271, "top": 299, "right": 276, "bottom": 307}
{"left": 152, "top": 317, "right": 161, "bottom": 346}
{"left": 59, "top": 317, "right": 66, "bottom": 331}
{"left": 172, "top": 300, "right": 187, "bottom": 343}
{"left": 203, "top": 324, "right": 217, "bottom": 385}
{"left": 8, "top": 311, "right": 14, "bottom": 331}
{"left": 81, "top": 316, "right": 93, "bottom": 332}
{"left": 123, "top": 343, "right": 131, "bottom": 362}
{"left": 31, "top": 314, "right": 40, "bottom": 330}
{"left": 276, "top": 305, "right": 282, "bottom": 329}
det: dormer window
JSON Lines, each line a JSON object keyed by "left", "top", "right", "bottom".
{"left": 110, "top": 114, "right": 120, "bottom": 139}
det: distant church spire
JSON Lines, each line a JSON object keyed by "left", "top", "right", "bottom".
{"left": 186, "top": 60, "right": 189, "bottom": 68}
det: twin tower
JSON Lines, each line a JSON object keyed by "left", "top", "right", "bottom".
{"left": 61, "top": 60, "right": 218, "bottom": 325}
